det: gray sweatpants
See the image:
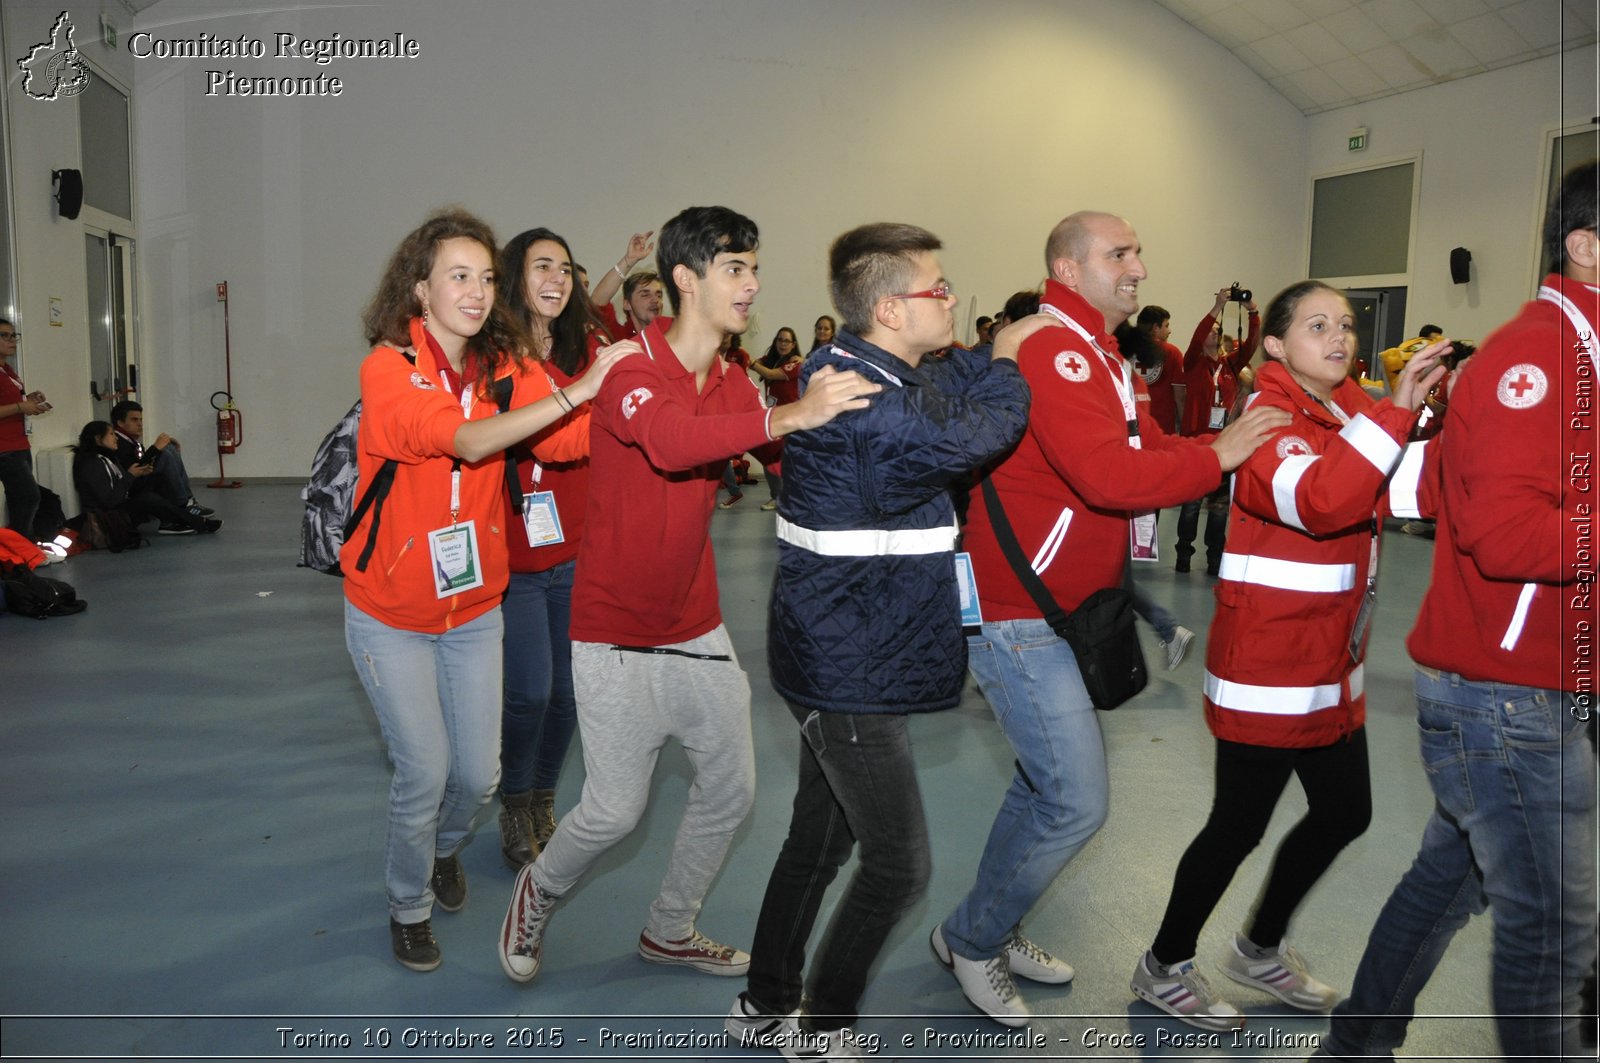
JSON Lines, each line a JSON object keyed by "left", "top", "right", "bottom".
{"left": 529, "top": 625, "right": 756, "bottom": 940}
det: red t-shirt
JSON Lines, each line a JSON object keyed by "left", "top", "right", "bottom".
{"left": 569, "top": 317, "right": 780, "bottom": 645}
{"left": 505, "top": 335, "right": 603, "bottom": 573}
{"left": 0, "top": 362, "right": 29, "bottom": 452}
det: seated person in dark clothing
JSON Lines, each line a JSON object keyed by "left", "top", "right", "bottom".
{"left": 73, "top": 420, "right": 221, "bottom": 537}
{"left": 109, "top": 400, "right": 214, "bottom": 517}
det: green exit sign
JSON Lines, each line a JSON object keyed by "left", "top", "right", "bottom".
{"left": 1348, "top": 132, "right": 1367, "bottom": 151}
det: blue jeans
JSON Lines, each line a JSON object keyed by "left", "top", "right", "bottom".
{"left": 344, "top": 600, "right": 504, "bottom": 923}
{"left": 1321, "top": 668, "right": 1597, "bottom": 1062}
{"left": 1129, "top": 578, "right": 1179, "bottom": 642}
{"left": 500, "top": 562, "right": 577, "bottom": 794}
{"left": 746, "top": 703, "right": 931, "bottom": 1029}
{"left": 942, "top": 619, "right": 1109, "bottom": 960}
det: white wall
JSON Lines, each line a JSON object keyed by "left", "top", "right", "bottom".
{"left": 1306, "top": 44, "right": 1599, "bottom": 344}
{"left": 3, "top": 0, "right": 136, "bottom": 453}
{"left": 123, "top": 0, "right": 1308, "bottom": 477}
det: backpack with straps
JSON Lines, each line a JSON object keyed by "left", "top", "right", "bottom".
{"left": 298, "top": 353, "right": 521, "bottom": 576}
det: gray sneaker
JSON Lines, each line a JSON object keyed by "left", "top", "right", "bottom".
{"left": 1163, "top": 626, "right": 1195, "bottom": 670}
{"left": 1219, "top": 934, "right": 1340, "bottom": 1011}
{"left": 1130, "top": 950, "right": 1244, "bottom": 1031}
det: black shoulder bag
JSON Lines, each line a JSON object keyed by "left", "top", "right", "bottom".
{"left": 978, "top": 477, "right": 1148, "bottom": 711}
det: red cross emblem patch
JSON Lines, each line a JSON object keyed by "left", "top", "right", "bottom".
{"left": 1275, "top": 435, "right": 1313, "bottom": 460}
{"left": 1054, "top": 351, "right": 1091, "bottom": 382}
{"left": 1495, "top": 364, "right": 1547, "bottom": 410}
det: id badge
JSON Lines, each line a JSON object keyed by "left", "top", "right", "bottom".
{"left": 522, "top": 491, "right": 565, "bottom": 548}
{"left": 427, "top": 520, "right": 485, "bottom": 599}
{"left": 955, "top": 552, "right": 983, "bottom": 627}
{"left": 1130, "top": 512, "right": 1159, "bottom": 562}
{"left": 1208, "top": 405, "right": 1227, "bottom": 430}
{"left": 1347, "top": 580, "right": 1377, "bottom": 664}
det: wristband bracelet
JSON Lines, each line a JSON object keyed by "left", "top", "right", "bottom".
{"left": 613, "top": 263, "right": 628, "bottom": 281}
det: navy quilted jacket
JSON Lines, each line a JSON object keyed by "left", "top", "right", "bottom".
{"left": 768, "top": 330, "right": 1030, "bottom": 714}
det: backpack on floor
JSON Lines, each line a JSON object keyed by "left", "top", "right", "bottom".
{"left": 0, "top": 560, "right": 87, "bottom": 618}
{"left": 298, "top": 355, "right": 517, "bottom": 576}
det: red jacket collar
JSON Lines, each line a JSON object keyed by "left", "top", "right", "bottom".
{"left": 1041, "top": 278, "right": 1114, "bottom": 349}
{"left": 1253, "top": 359, "right": 1370, "bottom": 428}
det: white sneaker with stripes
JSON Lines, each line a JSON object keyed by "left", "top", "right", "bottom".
{"left": 1130, "top": 950, "right": 1245, "bottom": 1031}
{"left": 1219, "top": 934, "right": 1340, "bottom": 1011}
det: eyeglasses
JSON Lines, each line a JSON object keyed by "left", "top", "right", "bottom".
{"left": 0, "top": 331, "right": 18, "bottom": 340}
{"left": 887, "top": 282, "right": 953, "bottom": 302}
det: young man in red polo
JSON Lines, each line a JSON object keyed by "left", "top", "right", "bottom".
{"left": 499, "top": 206, "right": 879, "bottom": 986}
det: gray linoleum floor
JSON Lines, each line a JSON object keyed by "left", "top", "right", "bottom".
{"left": 1, "top": 481, "right": 1516, "bottom": 1061}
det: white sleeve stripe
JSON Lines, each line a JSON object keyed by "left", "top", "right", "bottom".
{"left": 1341, "top": 413, "right": 1403, "bottom": 475}
{"left": 1272, "top": 454, "right": 1319, "bottom": 532}
{"left": 1388, "top": 440, "right": 1428, "bottom": 519}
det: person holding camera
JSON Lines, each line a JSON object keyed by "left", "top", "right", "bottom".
{"left": 1175, "top": 286, "right": 1259, "bottom": 574}
{"left": 1130, "top": 280, "right": 1446, "bottom": 1031}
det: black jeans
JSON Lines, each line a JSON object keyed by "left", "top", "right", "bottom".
{"left": 1152, "top": 729, "right": 1372, "bottom": 964}
{"left": 745, "top": 703, "right": 931, "bottom": 1030}
{"left": 0, "top": 448, "right": 40, "bottom": 535}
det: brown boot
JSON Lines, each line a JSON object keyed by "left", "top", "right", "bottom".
{"left": 499, "top": 791, "right": 539, "bottom": 868}
{"left": 530, "top": 789, "right": 558, "bottom": 849}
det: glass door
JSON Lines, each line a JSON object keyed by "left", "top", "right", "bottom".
{"left": 84, "top": 230, "right": 136, "bottom": 422}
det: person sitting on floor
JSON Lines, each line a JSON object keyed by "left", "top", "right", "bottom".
{"left": 109, "top": 400, "right": 215, "bottom": 523}
{"left": 72, "top": 420, "right": 220, "bottom": 540}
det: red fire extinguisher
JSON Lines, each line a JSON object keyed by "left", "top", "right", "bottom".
{"left": 212, "top": 391, "right": 242, "bottom": 453}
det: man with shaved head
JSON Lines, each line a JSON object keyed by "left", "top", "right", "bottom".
{"left": 929, "top": 211, "right": 1289, "bottom": 1027}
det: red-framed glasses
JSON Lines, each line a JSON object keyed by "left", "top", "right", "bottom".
{"left": 887, "top": 282, "right": 953, "bottom": 302}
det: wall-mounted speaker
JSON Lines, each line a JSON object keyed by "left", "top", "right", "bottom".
{"left": 1449, "top": 246, "right": 1471, "bottom": 285}
{"left": 52, "top": 168, "right": 82, "bottom": 219}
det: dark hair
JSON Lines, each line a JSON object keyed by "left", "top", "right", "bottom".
{"left": 622, "top": 271, "right": 662, "bottom": 302}
{"left": 976, "top": 315, "right": 993, "bottom": 329}
{"left": 498, "top": 227, "right": 596, "bottom": 377}
{"left": 1002, "top": 289, "right": 1041, "bottom": 323}
{"left": 1544, "top": 160, "right": 1599, "bottom": 275}
{"left": 1136, "top": 305, "right": 1170, "bottom": 332}
{"left": 656, "top": 206, "right": 760, "bottom": 314}
{"left": 760, "top": 326, "right": 801, "bottom": 369}
{"left": 1113, "top": 322, "right": 1160, "bottom": 369}
{"left": 110, "top": 399, "right": 142, "bottom": 425}
{"left": 1261, "top": 280, "right": 1348, "bottom": 350}
{"left": 1416, "top": 323, "right": 1443, "bottom": 337}
{"left": 74, "top": 420, "right": 112, "bottom": 453}
{"left": 361, "top": 208, "right": 531, "bottom": 395}
{"left": 828, "top": 222, "right": 943, "bottom": 336}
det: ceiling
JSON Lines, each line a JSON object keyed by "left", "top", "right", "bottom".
{"left": 1154, "top": 0, "right": 1598, "bottom": 115}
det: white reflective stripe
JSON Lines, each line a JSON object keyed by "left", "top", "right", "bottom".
{"left": 1349, "top": 663, "right": 1364, "bottom": 701}
{"left": 1341, "top": 413, "right": 1402, "bottom": 475}
{"left": 775, "top": 516, "right": 957, "bottom": 557}
{"left": 1272, "top": 454, "right": 1319, "bottom": 532}
{"left": 1499, "top": 583, "right": 1538, "bottom": 651}
{"left": 1204, "top": 664, "right": 1363, "bottom": 715}
{"left": 1030, "top": 507, "right": 1073, "bottom": 574}
{"left": 830, "top": 347, "right": 904, "bottom": 387}
{"left": 1217, "top": 552, "right": 1356, "bottom": 592}
{"left": 1388, "top": 441, "right": 1428, "bottom": 519}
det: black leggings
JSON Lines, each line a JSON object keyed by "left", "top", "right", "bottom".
{"left": 1151, "top": 728, "right": 1371, "bottom": 965}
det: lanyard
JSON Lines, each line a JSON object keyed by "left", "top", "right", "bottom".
{"left": 1040, "top": 304, "right": 1139, "bottom": 443}
{"left": 1538, "top": 284, "right": 1599, "bottom": 372}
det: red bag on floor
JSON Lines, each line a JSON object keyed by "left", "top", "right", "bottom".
{"left": 0, "top": 527, "right": 45, "bottom": 569}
